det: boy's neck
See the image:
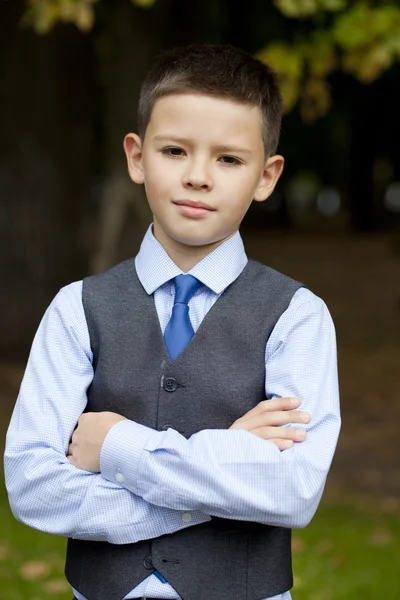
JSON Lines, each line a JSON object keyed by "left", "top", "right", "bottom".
{"left": 153, "top": 225, "right": 236, "bottom": 272}
{"left": 164, "top": 244, "right": 216, "bottom": 272}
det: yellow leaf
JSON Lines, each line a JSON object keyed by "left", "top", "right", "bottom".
{"left": 25, "top": 0, "right": 98, "bottom": 32}
{"left": 344, "top": 45, "right": 393, "bottom": 83}
{"left": 306, "top": 32, "right": 337, "bottom": 78}
{"left": 333, "top": 3, "right": 374, "bottom": 50}
{"left": 257, "top": 42, "right": 304, "bottom": 112}
{"left": 292, "top": 536, "right": 305, "bottom": 552}
{"left": 131, "top": 0, "right": 157, "bottom": 8}
{"left": 59, "top": 0, "right": 76, "bottom": 20}
{"left": 280, "top": 81, "right": 301, "bottom": 113}
{"left": 371, "top": 528, "right": 393, "bottom": 547}
{"left": 76, "top": 5, "right": 95, "bottom": 32}
{"left": 20, "top": 561, "right": 50, "bottom": 580}
{"left": 300, "top": 77, "right": 332, "bottom": 122}
{"left": 44, "top": 579, "right": 70, "bottom": 593}
{"left": 27, "top": 3, "right": 60, "bottom": 34}
{"left": 293, "top": 575, "right": 303, "bottom": 587}
{"left": 274, "top": 0, "right": 345, "bottom": 19}
{"left": 258, "top": 43, "right": 303, "bottom": 80}
{"left": 274, "top": 0, "right": 317, "bottom": 19}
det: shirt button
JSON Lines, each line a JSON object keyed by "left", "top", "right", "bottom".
{"left": 161, "top": 424, "right": 175, "bottom": 431}
{"left": 164, "top": 377, "right": 178, "bottom": 392}
{"left": 182, "top": 512, "right": 192, "bottom": 523}
{"left": 115, "top": 471, "right": 125, "bottom": 483}
{"left": 143, "top": 555, "right": 154, "bottom": 569}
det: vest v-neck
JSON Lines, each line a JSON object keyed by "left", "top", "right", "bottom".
{"left": 142, "top": 265, "right": 246, "bottom": 365}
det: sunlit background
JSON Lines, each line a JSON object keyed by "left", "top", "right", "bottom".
{"left": 1, "top": 1, "right": 400, "bottom": 598}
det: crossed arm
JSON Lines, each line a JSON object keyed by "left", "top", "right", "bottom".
{"left": 67, "top": 397, "right": 310, "bottom": 472}
{"left": 4, "top": 283, "right": 340, "bottom": 542}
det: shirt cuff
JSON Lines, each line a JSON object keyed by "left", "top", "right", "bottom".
{"left": 100, "top": 419, "right": 212, "bottom": 530}
{"left": 100, "top": 419, "right": 154, "bottom": 492}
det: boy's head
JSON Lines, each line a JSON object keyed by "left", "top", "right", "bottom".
{"left": 124, "top": 44, "right": 285, "bottom": 265}
{"left": 137, "top": 44, "right": 283, "bottom": 158}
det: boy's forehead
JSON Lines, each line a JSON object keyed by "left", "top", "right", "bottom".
{"left": 146, "top": 92, "right": 264, "bottom": 148}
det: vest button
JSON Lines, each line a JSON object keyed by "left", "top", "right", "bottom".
{"left": 143, "top": 555, "right": 154, "bottom": 569}
{"left": 164, "top": 377, "right": 178, "bottom": 392}
{"left": 161, "top": 424, "right": 175, "bottom": 431}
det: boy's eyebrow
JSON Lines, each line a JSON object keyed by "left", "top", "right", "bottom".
{"left": 214, "top": 144, "right": 253, "bottom": 156}
{"left": 154, "top": 135, "right": 191, "bottom": 145}
{"left": 153, "top": 135, "right": 253, "bottom": 155}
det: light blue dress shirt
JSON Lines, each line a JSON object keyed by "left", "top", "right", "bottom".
{"left": 4, "top": 226, "right": 341, "bottom": 600}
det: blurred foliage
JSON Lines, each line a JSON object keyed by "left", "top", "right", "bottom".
{"left": 23, "top": 0, "right": 157, "bottom": 34}
{"left": 23, "top": 0, "right": 400, "bottom": 122}
{"left": 261, "top": 1, "right": 400, "bottom": 121}
{"left": 274, "top": 0, "right": 346, "bottom": 19}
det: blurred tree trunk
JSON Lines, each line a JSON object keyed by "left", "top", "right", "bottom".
{"left": 0, "top": 0, "right": 95, "bottom": 359}
{"left": 348, "top": 69, "right": 400, "bottom": 232}
{"left": 92, "top": 0, "right": 217, "bottom": 272}
{"left": 90, "top": 0, "right": 159, "bottom": 272}
{"left": 348, "top": 84, "right": 378, "bottom": 232}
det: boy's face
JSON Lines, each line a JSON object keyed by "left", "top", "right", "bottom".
{"left": 125, "top": 93, "right": 283, "bottom": 253}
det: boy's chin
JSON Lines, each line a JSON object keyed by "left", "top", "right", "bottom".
{"left": 172, "top": 231, "right": 235, "bottom": 249}
{"left": 153, "top": 220, "right": 238, "bottom": 250}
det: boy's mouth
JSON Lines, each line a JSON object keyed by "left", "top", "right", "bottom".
{"left": 173, "top": 199, "right": 216, "bottom": 217}
{"left": 174, "top": 199, "right": 215, "bottom": 210}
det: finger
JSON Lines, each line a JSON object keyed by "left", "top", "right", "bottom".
{"left": 233, "top": 398, "right": 301, "bottom": 424}
{"left": 245, "top": 410, "right": 309, "bottom": 428}
{"left": 77, "top": 411, "right": 95, "bottom": 425}
{"left": 232, "top": 409, "right": 310, "bottom": 431}
{"left": 268, "top": 438, "right": 294, "bottom": 451}
{"left": 78, "top": 413, "right": 87, "bottom": 424}
{"left": 249, "top": 426, "right": 307, "bottom": 442}
{"left": 262, "top": 410, "right": 310, "bottom": 426}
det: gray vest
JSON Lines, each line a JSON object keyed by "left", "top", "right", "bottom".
{"left": 65, "top": 257, "right": 302, "bottom": 600}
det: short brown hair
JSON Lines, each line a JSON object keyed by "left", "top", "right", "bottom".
{"left": 138, "top": 44, "right": 283, "bottom": 157}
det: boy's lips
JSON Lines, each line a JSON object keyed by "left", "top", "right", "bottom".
{"left": 174, "top": 199, "right": 215, "bottom": 210}
{"left": 173, "top": 199, "right": 216, "bottom": 217}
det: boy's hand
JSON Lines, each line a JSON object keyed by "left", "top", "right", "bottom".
{"left": 229, "top": 398, "right": 310, "bottom": 450}
{"left": 67, "top": 412, "right": 127, "bottom": 472}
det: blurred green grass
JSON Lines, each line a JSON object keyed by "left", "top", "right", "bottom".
{"left": 1, "top": 480, "right": 399, "bottom": 599}
{"left": 291, "top": 495, "right": 400, "bottom": 599}
{"left": 0, "top": 478, "right": 70, "bottom": 599}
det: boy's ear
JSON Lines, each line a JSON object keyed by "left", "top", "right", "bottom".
{"left": 123, "top": 133, "right": 144, "bottom": 184}
{"left": 253, "top": 155, "right": 285, "bottom": 202}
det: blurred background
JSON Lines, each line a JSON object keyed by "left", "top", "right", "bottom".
{"left": 1, "top": 0, "right": 400, "bottom": 598}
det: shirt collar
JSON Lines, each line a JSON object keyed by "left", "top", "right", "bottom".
{"left": 135, "top": 224, "right": 248, "bottom": 295}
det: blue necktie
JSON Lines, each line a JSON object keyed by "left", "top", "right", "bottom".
{"left": 164, "top": 274, "right": 200, "bottom": 361}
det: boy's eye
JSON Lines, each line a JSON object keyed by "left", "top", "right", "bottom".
{"left": 219, "top": 155, "right": 242, "bottom": 165}
{"left": 162, "top": 147, "right": 185, "bottom": 157}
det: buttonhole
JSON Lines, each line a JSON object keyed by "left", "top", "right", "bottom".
{"left": 162, "top": 558, "right": 181, "bottom": 564}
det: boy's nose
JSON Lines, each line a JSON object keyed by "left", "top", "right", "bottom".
{"left": 182, "top": 161, "right": 213, "bottom": 190}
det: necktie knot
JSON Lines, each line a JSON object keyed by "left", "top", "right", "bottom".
{"left": 173, "top": 274, "right": 200, "bottom": 305}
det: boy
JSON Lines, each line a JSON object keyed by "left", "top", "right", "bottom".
{"left": 4, "top": 44, "right": 340, "bottom": 600}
